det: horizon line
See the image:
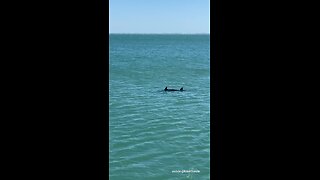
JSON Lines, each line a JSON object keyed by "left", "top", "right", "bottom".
{"left": 109, "top": 33, "right": 210, "bottom": 35}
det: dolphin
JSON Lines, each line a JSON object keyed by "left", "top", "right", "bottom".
{"left": 164, "top": 87, "right": 184, "bottom": 91}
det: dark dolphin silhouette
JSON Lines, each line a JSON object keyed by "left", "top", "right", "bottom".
{"left": 164, "top": 87, "right": 184, "bottom": 91}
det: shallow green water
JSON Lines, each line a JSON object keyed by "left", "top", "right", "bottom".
{"left": 109, "top": 34, "right": 210, "bottom": 179}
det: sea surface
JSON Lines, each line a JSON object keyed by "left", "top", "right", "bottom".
{"left": 109, "top": 34, "right": 210, "bottom": 180}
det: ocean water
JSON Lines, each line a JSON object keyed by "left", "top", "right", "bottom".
{"left": 109, "top": 34, "right": 210, "bottom": 180}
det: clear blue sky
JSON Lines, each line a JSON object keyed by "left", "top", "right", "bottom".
{"left": 109, "top": 0, "right": 210, "bottom": 34}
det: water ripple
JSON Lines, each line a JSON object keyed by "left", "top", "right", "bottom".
{"left": 110, "top": 34, "right": 210, "bottom": 179}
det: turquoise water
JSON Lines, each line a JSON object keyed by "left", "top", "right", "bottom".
{"left": 109, "top": 34, "right": 210, "bottom": 180}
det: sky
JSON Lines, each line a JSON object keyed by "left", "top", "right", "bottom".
{"left": 109, "top": 0, "right": 210, "bottom": 34}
